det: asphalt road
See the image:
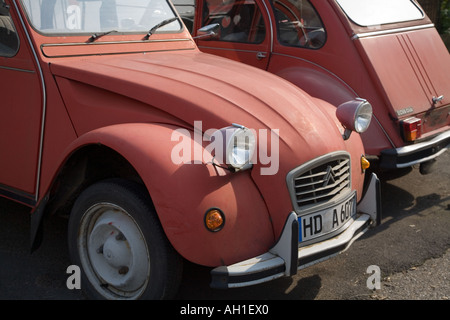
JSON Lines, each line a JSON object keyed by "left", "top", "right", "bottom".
{"left": 0, "top": 151, "right": 449, "bottom": 300}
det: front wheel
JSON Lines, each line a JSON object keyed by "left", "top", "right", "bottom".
{"left": 68, "top": 179, "right": 182, "bottom": 299}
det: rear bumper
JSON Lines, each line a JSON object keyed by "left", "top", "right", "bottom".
{"left": 210, "top": 173, "right": 381, "bottom": 289}
{"left": 379, "top": 130, "right": 450, "bottom": 169}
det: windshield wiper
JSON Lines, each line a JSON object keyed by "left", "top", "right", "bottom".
{"left": 144, "top": 17, "right": 179, "bottom": 40}
{"left": 88, "top": 30, "right": 117, "bottom": 43}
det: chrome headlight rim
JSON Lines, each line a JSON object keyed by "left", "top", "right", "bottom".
{"left": 213, "top": 124, "right": 256, "bottom": 172}
{"left": 353, "top": 99, "right": 373, "bottom": 133}
{"left": 336, "top": 98, "right": 373, "bottom": 139}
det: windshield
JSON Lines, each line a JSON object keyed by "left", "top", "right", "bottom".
{"left": 20, "top": 0, "right": 182, "bottom": 35}
{"left": 336, "top": 0, "right": 424, "bottom": 27}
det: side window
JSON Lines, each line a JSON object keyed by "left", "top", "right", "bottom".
{"left": 173, "top": 0, "right": 196, "bottom": 33}
{"left": 274, "top": 0, "right": 326, "bottom": 49}
{"left": 0, "top": 1, "right": 19, "bottom": 57}
{"left": 201, "top": 0, "right": 266, "bottom": 44}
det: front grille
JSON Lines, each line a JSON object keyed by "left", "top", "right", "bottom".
{"left": 287, "top": 152, "right": 352, "bottom": 214}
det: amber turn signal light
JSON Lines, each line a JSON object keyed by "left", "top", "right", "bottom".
{"left": 204, "top": 208, "right": 225, "bottom": 232}
{"left": 361, "top": 156, "right": 370, "bottom": 172}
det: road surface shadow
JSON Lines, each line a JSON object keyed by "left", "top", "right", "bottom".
{"left": 175, "top": 260, "right": 322, "bottom": 300}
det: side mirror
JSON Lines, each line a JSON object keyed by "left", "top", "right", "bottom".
{"left": 193, "top": 23, "right": 220, "bottom": 40}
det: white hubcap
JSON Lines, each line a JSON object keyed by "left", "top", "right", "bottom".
{"left": 80, "top": 204, "right": 150, "bottom": 298}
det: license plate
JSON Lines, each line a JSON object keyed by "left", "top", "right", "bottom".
{"left": 298, "top": 192, "right": 356, "bottom": 243}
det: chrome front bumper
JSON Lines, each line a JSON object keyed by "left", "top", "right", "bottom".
{"left": 210, "top": 173, "right": 381, "bottom": 289}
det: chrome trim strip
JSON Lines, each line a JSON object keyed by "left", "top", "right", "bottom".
{"left": 260, "top": 0, "right": 274, "bottom": 53}
{"left": 0, "top": 65, "right": 35, "bottom": 73}
{"left": 351, "top": 24, "right": 435, "bottom": 40}
{"left": 0, "top": 184, "right": 36, "bottom": 206}
{"left": 12, "top": 0, "right": 46, "bottom": 203}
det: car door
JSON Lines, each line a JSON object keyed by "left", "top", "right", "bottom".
{"left": 193, "top": 0, "right": 272, "bottom": 70}
{"left": 0, "top": 1, "right": 44, "bottom": 203}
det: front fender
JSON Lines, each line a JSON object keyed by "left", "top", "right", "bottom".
{"left": 272, "top": 63, "right": 395, "bottom": 155}
{"left": 270, "top": 60, "right": 357, "bottom": 107}
{"left": 64, "top": 123, "right": 275, "bottom": 267}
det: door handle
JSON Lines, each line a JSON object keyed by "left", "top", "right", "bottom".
{"left": 432, "top": 95, "right": 444, "bottom": 105}
{"left": 256, "top": 52, "right": 267, "bottom": 60}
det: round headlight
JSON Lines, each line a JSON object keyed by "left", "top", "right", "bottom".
{"left": 212, "top": 124, "right": 256, "bottom": 172}
{"left": 336, "top": 98, "right": 373, "bottom": 138}
{"left": 354, "top": 100, "right": 372, "bottom": 133}
{"left": 227, "top": 126, "right": 255, "bottom": 170}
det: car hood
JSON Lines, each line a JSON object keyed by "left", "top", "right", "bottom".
{"left": 50, "top": 50, "right": 363, "bottom": 234}
{"left": 51, "top": 50, "right": 348, "bottom": 158}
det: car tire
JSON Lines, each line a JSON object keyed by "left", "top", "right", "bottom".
{"left": 67, "top": 178, "right": 183, "bottom": 300}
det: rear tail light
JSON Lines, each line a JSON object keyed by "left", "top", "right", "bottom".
{"left": 401, "top": 117, "right": 422, "bottom": 142}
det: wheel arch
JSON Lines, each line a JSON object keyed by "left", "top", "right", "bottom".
{"left": 31, "top": 122, "right": 275, "bottom": 267}
{"left": 31, "top": 142, "right": 148, "bottom": 252}
{"left": 31, "top": 122, "right": 171, "bottom": 252}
